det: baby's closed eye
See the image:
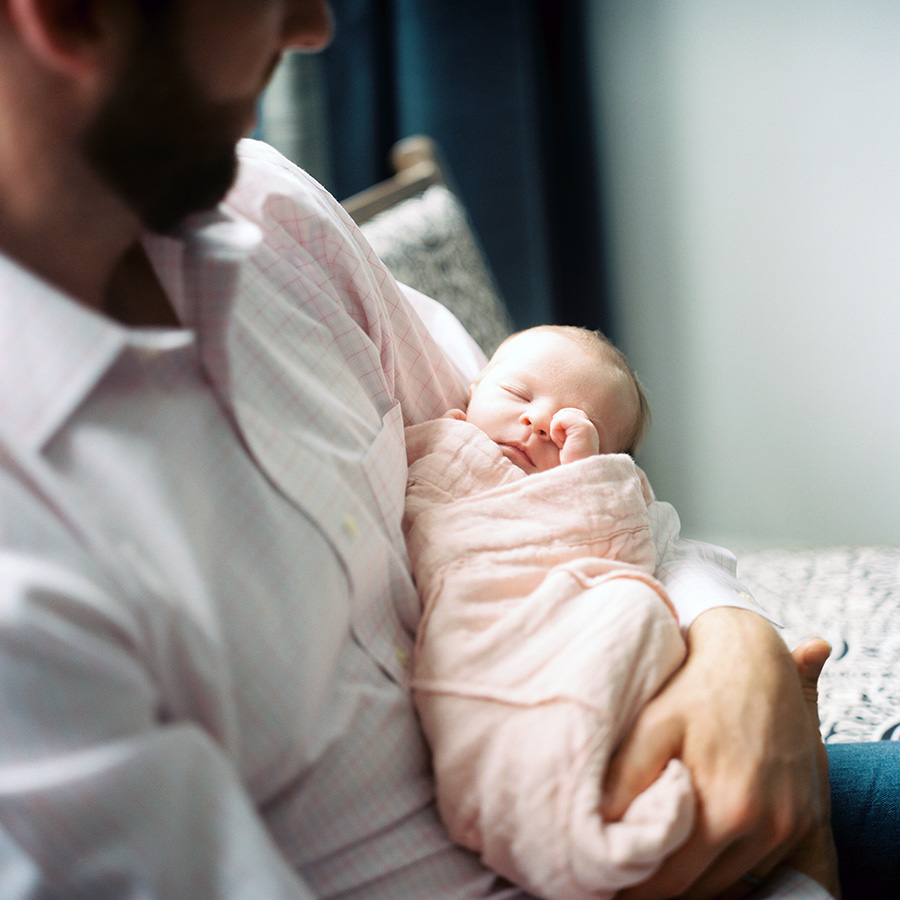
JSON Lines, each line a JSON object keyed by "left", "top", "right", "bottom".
{"left": 501, "top": 383, "right": 531, "bottom": 401}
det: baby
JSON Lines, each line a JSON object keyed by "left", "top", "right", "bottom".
{"left": 453, "top": 323, "right": 649, "bottom": 468}
{"left": 403, "top": 325, "right": 692, "bottom": 900}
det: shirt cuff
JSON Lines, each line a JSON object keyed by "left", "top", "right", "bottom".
{"left": 660, "top": 550, "right": 779, "bottom": 633}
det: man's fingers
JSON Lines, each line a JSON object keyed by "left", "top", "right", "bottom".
{"left": 613, "top": 821, "right": 720, "bottom": 900}
{"left": 792, "top": 637, "right": 831, "bottom": 736}
{"left": 615, "top": 807, "right": 785, "bottom": 900}
{"left": 610, "top": 613, "right": 830, "bottom": 900}
{"left": 674, "top": 834, "right": 786, "bottom": 900}
{"left": 601, "top": 711, "right": 681, "bottom": 821}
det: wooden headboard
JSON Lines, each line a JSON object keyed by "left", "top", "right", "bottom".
{"left": 342, "top": 135, "right": 448, "bottom": 225}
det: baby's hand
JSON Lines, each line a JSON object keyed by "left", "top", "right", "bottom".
{"left": 441, "top": 409, "right": 467, "bottom": 421}
{"left": 550, "top": 408, "right": 600, "bottom": 465}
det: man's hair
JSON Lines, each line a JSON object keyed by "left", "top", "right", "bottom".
{"left": 503, "top": 325, "right": 651, "bottom": 457}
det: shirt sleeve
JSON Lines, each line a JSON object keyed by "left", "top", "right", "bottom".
{"left": 224, "top": 139, "right": 472, "bottom": 428}
{"left": 649, "top": 499, "right": 776, "bottom": 632}
{"left": 0, "top": 554, "right": 321, "bottom": 899}
{"left": 399, "top": 284, "right": 488, "bottom": 386}
{"left": 379, "top": 281, "right": 477, "bottom": 424}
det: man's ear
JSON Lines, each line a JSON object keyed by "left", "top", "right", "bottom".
{"left": 7, "top": 0, "right": 113, "bottom": 77}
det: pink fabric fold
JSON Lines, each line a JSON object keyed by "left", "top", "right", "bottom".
{"left": 405, "top": 418, "right": 694, "bottom": 899}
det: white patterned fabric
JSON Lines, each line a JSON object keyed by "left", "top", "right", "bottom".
{"left": 738, "top": 546, "right": 900, "bottom": 744}
{"left": 361, "top": 184, "right": 515, "bottom": 356}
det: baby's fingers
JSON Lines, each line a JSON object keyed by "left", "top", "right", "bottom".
{"left": 551, "top": 408, "right": 600, "bottom": 462}
{"left": 549, "top": 408, "right": 583, "bottom": 447}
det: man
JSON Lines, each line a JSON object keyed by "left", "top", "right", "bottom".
{"left": 0, "top": 1, "right": 844, "bottom": 897}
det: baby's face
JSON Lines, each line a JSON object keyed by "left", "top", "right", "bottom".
{"left": 465, "top": 330, "right": 636, "bottom": 473}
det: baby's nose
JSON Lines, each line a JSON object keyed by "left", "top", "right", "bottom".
{"left": 522, "top": 407, "right": 552, "bottom": 438}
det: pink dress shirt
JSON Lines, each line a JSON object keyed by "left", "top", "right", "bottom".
{"left": 0, "top": 139, "right": 829, "bottom": 899}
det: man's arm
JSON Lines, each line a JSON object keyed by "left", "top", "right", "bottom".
{"left": 602, "top": 608, "right": 833, "bottom": 899}
{"left": 603, "top": 498, "right": 835, "bottom": 899}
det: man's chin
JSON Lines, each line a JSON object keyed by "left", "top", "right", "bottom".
{"left": 141, "top": 155, "right": 239, "bottom": 234}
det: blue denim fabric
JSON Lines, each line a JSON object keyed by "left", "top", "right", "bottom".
{"left": 828, "top": 741, "right": 900, "bottom": 899}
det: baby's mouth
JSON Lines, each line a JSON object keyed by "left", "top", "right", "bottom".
{"left": 499, "top": 442, "right": 535, "bottom": 469}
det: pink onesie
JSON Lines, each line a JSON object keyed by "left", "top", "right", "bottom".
{"left": 404, "top": 417, "right": 694, "bottom": 900}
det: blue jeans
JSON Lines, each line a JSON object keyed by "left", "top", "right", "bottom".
{"left": 828, "top": 741, "right": 900, "bottom": 899}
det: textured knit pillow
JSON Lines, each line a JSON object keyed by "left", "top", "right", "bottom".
{"left": 360, "top": 184, "right": 514, "bottom": 357}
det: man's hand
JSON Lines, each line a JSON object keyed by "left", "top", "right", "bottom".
{"left": 550, "top": 407, "right": 600, "bottom": 464}
{"left": 601, "top": 608, "right": 832, "bottom": 900}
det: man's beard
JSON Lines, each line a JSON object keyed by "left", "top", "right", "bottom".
{"left": 83, "top": 30, "right": 247, "bottom": 234}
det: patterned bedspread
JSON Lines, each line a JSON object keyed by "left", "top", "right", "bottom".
{"left": 738, "top": 546, "right": 900, "bottom": 743}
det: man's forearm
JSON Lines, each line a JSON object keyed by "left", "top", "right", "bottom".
{"left": 604, "top": 606, "right": 831, "bottom": 900}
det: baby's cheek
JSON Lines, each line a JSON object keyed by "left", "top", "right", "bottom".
{"left": 540, "top": 445, "right": 563, "bottom": 471}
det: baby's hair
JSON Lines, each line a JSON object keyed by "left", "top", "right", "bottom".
{"left": 496, "top": 325, "right": 651, "bottom": 457}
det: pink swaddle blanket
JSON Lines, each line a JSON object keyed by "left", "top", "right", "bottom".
{"left": 404, "top": 418, "right": 694, "bottom": 900}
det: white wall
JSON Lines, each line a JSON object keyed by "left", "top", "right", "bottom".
{"left": 590, "top": 1, "right": 900, "bottom": 547}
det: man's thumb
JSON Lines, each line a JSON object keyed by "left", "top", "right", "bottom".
{"left": 791, "top": 637, "right": 831, "bottom": 708}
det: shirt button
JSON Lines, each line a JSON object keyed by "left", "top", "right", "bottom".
{"left": 737, "top": 590, "right": 757, "bottom": 606}
{"left": 394, "top": 646, "right": 410, "bottom": 668}
{"left": 342, "top": 514, "right": 359, "bottom": 538}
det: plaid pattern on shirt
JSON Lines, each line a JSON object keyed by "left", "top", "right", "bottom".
{"left": 0, "top": 139, "right": 829, "bottom": 899}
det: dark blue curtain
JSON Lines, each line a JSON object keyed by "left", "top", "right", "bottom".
{"left": 320, "top": 0, "right": 611, "bottom": 335}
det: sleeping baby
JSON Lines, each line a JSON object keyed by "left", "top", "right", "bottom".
{"left": 403, "top": 324, "right": 692, "bottom": 899}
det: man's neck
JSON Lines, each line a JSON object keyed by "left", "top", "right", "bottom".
{"left": 103, "top": 242, "right": 181, "bottom": 328}
{"left": 0, "top": 185, "right": 180, "bottom": 327}
{"left": 0, "top": 156, "right": 140, "bottom": 306}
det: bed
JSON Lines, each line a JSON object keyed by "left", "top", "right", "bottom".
{"left": 342, "top": 137, "right": 900, "bottom": 747}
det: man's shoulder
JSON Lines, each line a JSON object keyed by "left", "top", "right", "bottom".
{"left": 224, "top": 139, "right": 369, "bottom": 264}
{"left": 231, "top": 139, "right": 341, "bottom": 218}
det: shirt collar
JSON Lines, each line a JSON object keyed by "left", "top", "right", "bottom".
{"left": 0, "top": 207, "right": 263, "bottom": 456}
{"left": 0, "top": 253, "right": 132, "bottom": 453}
{"left": 143, "top": 207, "right": 263, "bottom": 327}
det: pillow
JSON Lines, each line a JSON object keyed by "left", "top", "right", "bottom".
{"left": 360, "top": 184, "right": 514, "bottom": 357}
